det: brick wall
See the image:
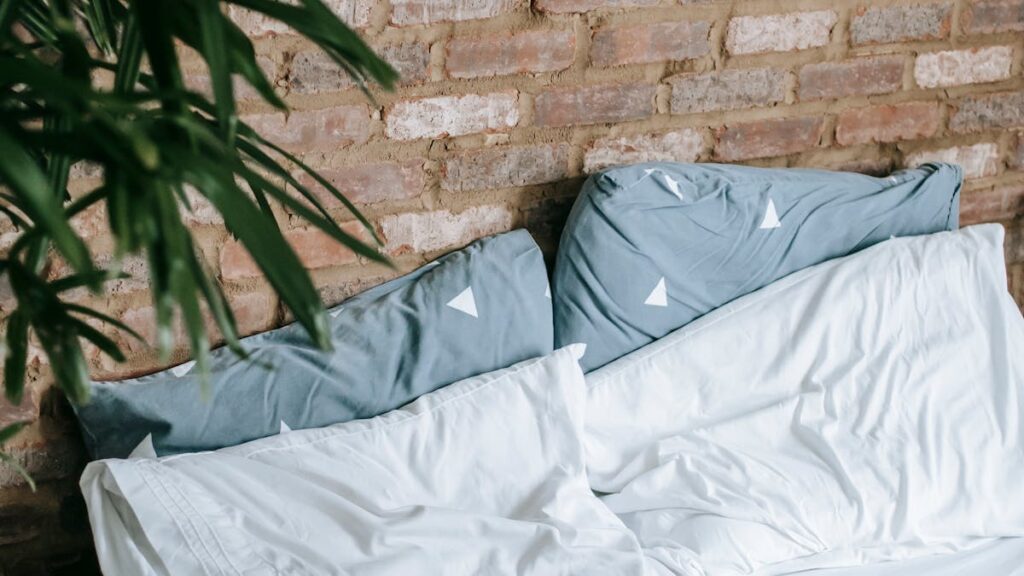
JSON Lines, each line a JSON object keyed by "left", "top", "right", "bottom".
{"left": 2, "top": 0, "right": 1024, "bottom": 572}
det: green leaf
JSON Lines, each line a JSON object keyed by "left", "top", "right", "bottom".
{"left": 2, "top": 311, "right": 29, "bottom": 405}
{"left": 0, "top": 423, "right": 25, "bottom": 445}
{"left": 81, "top": 0, "right": 118, "bottom": 56}
{"left": 0, "top": 452, "right": 36, "bottom": 492}
{"left": 195, "top": 0, "right": 236, "bottom": 143}
{"left": 0, "top": 125, "right": 92, "bottom": 274}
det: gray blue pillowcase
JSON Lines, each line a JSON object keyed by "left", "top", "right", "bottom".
{"left": 553, "top": 162, "right": 962, "bottom": 372}
{"left": 75, "top": 229, "right": 554, "bottom": 460}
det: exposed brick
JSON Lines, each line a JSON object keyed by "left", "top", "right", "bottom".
{"left": 229, "top": 0, "right": 373, "bottom": 36}
{"left": 584, "top": 129, "right": 703, "bottom": 173}
{"left": 243, "top": 106, "right": 371, "bottom": 150}
{"left": 535, "top": 0, "right": 658, "bottom": 13}
{"left": 180, "top": 186, "right": 224, "bottom": 226}
{"left": 1013, "top": 132, "right": 1024, "bottom": 170}
{"left": 380, "top": 205, "right": 515, "bottom": 254}
{"left": 295, "top": 160, "right": 426, "bottom": 207}
{"left": 914, "top": 46, "right": 1013, "bottom": 89}
{"left": 725, "top": 11, "right": 837, "bottom": 55}
{"left": 534, "top": 84, "right": 655, "bottom": 127}
{"left": 441, "top": 144, "right": 570, "bottom": 192}
{"left": 669, "top": 68, "right": 787, "bottom": 114}
{"left": 964, "top": 0, "right": 1024, "bottom": 34}
{"left": 220, "top": 223, "right": 368, "bottom": 280}
{"left": 0, "top": 504, "right": 44, "bottom": 546}
{"left": 290, "top": 43, "right": 430, "bottom": 94}
{"left": 385, "top": 92, "right": 519, "bottom": 141}
{"left": 1010, "top": 263, "right": 1024, "bottom": 309}
{"left": 905, "top": 143, "right": 1000, "bottom": 179}
{"left": 185, "top": 55, "right": 276, "bottom": 102}
{"left": 0, "top": 438, "right": 83, "bottom": 489}
{"left": 1007, "top": 225, "right": 1024, "bottom": 263}
{"left": 835, "top": 102, "right": 942, "bottom": 146}
{"left": 950, "top": 91, "right": 1024, "bottom": 133}
{"left": 850, "top": 3, "right": 953, "bottom": 45}
{"left": 798, "top": 56, "right": 904, "bottom": 101}
{"left": 591, "top": 21, "right": 710, "bottom": 67}
{"left": 390, "top": 0, "right": 521, "bottom": 26}
{"left": 714, "top": 116, "right": 825, "bottom": 161}
{"left": 446, "top": 30, "right": 575, "bottom": 79}
{"left": 0, "top": 394, "right": 37, "bottom": 429}
{"left": 960, "top": 184, "right": 1024, "bottom": 225}
{"left": 229, "top": 290, "right": 278, "bottom": 337}
{"left": 69, "top": 202, "right": 108, "bottom": 240}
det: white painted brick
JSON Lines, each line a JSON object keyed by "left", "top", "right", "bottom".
{"left": 584, "top": 129, "right": 704, "bottom": 173}
{"left": 229, "top": 0, "right": 373, "bottom": 36}
{"left": 914, "top": 46, "right": 1013, "bottom": 89}
{"left": 726, "top": 11, "right": 837, "bottom": 55}
{"left": 381, "top": 205, "right": 515, "bottom": 254}
{"left": 385, "top": 92, "right": 519, "bottom": 141}
{"left": 905, "top": 143, "right": 1000, "bottom": 179}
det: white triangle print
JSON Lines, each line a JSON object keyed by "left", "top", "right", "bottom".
{"left": 545, "top": 284, "right": 551, "bottom": 299}
{"left": 643, "top": 168, "right": 657, "bottom": 177}
{"left": 663, "top": 175, "right": 684, "bottom": 200}
{"left": 446, "top": 287, "right": 478, "bottom": 318}
{"left": 170, "top": 360, "right": 196, "bottom": 377}
{"left": 279, "top": 420, "right": 292, "bottom": 434}
{"left": 759, "top": 198, "right": 781, "bottom": 229}
{"left": 329, "top": 306, "right": 344, "bottom": 318}
{"left": 644, "top": 277, "right": 668, "bottom": 307}
{"left": 128, "top": 433, "right": 157, "bottom": 459}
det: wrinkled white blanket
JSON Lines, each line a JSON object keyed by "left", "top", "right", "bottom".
{"left": 585, "top": 225, "right": 1024, "bottom": 575}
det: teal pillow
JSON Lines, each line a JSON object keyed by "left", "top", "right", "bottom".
{"left": 553, "top": 162, "right": 961, "bottom": 372}
{"left": 75, "top": 229, "right": 553, "bottom": 459}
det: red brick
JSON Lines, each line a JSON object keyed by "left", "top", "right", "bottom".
{"left": 185, "top": 55, "right": 276, "bottom": 102}
{"left": 1013, "top": 132, "right": 1024, "bottom": 170}
{"left": 380, "top": 205, "right": 515, "bottom": 254}
{"left": 243, "top": 106, "right": 372, "bottom": 150}
{"left": 798, "top": 56, "right": 903, "bottom": 101}
{"left": 390, "top": 0, "right": 522, "bottom": 26}
{"left": 229, "top": 0, "right": 373, "bottom": 36}
{"left": 220, "top": 223, "right": 369, "bottom": 280}
{"left": 835, "top": 103, "right": 942, "bottom": 147}
{"left": 1008, "top": 225, "right": 1024, "bottom": 263}
{"left": 591, "top": 21, "right": 710, "bottom": 67}
{"left": 446, "top": 30, "right": 575, "bottom": 79}
{"left": 950, "top": 91, "right": 1024, "bottom": 133}
{"left": 229, "top": 290, "right": 279, "bottom": 337}
{"left": 905, "top": 143, "right": 1000, "bottom": 179}
{"left": 726, "top": 11, "right": 837, "bottom": 55}
{"left": 669, "top": 68, "right": 787, "bottom": 114}
{"left": 441, "top": 144, "right": 570, "bottom": 192}
{"left": 534, "top": 84, "right": 655, "bottom": 127}
{"left": 0, "top": 394, "right": 37, "bottom": 429}
{"left": 295, "top": 160, "right": 426, "bottom": 207}
{"left": 1010, "top": 263, "right": 1024, "bottom": 310}
{"left": 385, "top": 92, "right": 519, "bottom": 141}
{"left": 964, "top": 0, "right": 1024, "bottom": 34}
{"left": 535, "top": 0, "right": 658, "bottom": 13}
{"left": 290, "top": 43, "right": 430, "bottom": 94}
{"left": 0, "top": 437, "right": 83, "bottom": 488}
{"left": 584, "top": 129, "right": 703, "bottom": 173}
{"left": 850, "top": 3, "right": 952, "bottom": 45}
{"left": 914, "top": 46, "right": 1013, "bottom": 88}
{"left": 714, "top": 116, "right": 825, "bottom": 161}
{"left": 960, "top": 184, "right": 1024, "bottom": 225}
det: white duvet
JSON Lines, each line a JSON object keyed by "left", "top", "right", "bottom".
{"left": 82, "top": 225, "right": 1024, "bottom": 576}
{"left": 586, "top": 224, "right": 1024, "bottom": 575}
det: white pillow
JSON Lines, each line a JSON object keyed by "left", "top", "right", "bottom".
{"left": 584, "top": 225, "right": 1024, "bottom": 574}
{"left": 81, "top": 345, "right": 647, "bottom": 576}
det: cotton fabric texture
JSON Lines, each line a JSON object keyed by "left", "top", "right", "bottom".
{"left": 75, "top": 229, "right": 554, "bottom": 459}
{"left": 553, "top": 162, "right": 962, "bottom": 371}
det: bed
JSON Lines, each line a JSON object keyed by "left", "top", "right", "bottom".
{"left": 79, "top": 163, "right": 1024, "bottom": 575}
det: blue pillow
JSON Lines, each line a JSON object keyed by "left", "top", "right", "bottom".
{"left": 553, "top": 162, "right": 961, "bottom": 372}
{"left": 75, "top": 229, "right": 553, "bottom": 459}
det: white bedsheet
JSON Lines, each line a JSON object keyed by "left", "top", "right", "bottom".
{"left": 586, "top": 225, "right": 1024, "bottom": 576}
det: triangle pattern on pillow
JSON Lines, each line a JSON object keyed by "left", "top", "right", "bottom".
{"left": 760, "top": 199, "right": 781, "bottom": 229}
{"left": 128, "top": 433, "right": 157, "bottom": 459}
{"left": 446, "top": 287, "right": 478, "bottom": 318}
{"left": 644, "top": 278, "right": 668, "bottom": 307}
